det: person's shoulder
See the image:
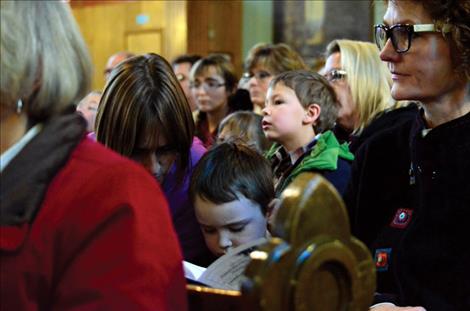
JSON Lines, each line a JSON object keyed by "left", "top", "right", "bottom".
{"left": 46, "top": 137, "right": 167, "bottom": 223}
{"left": 72, "top": 138, "right": 141, "bottom": 169}
{"left": 360, "top": 113, "right": 416, "bottom": 152}
{"left": 351, "top": 103, "right": 419, "bottom": 153}
{"left": 63, "top": 137, "right": 158, "bottom": 191}
{"left": 191, "top": 136, "right": 207, "bottom": 164}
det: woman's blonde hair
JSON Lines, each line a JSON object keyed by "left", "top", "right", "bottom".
{"left": 0, "top": 1, "right": 92, "bottom": 124}
{"left": 326, "top": 39, "right": 395, "bottom": 134}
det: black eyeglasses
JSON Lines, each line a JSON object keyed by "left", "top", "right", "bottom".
{"left": 374, "top": 23, "right": 451, "bottom": 53}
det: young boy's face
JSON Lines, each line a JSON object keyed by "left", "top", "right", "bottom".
{"left": 262, "top": 83, "right": 308, "bottom": 146}
{"left": 194, "top": 194, "right": 268, "bottom": 257}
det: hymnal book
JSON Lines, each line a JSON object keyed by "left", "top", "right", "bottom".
{"left": 183, "top": 238, "right": 267, "bottom": 290}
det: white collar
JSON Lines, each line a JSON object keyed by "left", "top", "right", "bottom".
{"left": 0, "top": 124, "right": 42, "bottom": 172}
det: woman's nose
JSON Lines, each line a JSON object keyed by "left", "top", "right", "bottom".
{"left": 248, "top": 75, "right": 258, "bottom": 87}
{"left": 379, "top": 38, "right": 400, "bottom": 63}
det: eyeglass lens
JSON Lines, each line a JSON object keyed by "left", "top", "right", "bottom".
{"left": 325, "top": 69, "right": 346, "bottom": 82}
{"left": 190, "top": 80, "right": 225, "bottom": 91}
{"left": 375, "top": 25, "right": 411, "bottom": 53}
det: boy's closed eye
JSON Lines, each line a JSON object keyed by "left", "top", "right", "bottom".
{"left": 228, "top": 224, "right": 246, "bottom": 233}
{"left": 200, "top": 220, "right": 250, "bottom": 234}
{"left": 201, "top": 225, "right": 216, "bottom": 234}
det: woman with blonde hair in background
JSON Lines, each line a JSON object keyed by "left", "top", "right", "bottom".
{"left": 323, "top": 39, "right": 418, "bottom": 152}
{"left": 244, "top": 43, "right": 307, "bottom": 113}
{"left": 0, "top": 2, "right": 186, "bottom": 310}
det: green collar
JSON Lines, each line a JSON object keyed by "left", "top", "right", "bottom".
{"left": 266, "top": 131, "right": 354, "bottom": 193}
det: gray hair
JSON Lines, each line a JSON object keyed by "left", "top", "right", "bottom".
{"left": 0, "top": 1, "right": 92, "bottom": 123}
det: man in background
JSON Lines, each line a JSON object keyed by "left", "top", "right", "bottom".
{"left": 104, "top": 51, "right": 135, "bottom": 81}
{"left": 172, "top": 54, "right": 201, "bottom": 112}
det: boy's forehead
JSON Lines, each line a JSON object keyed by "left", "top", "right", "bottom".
{"left": 267, "top": 82, "right": 296, "bottom": 98}
{"left": 195, "top": 194, "right": 263, "bottom": 225}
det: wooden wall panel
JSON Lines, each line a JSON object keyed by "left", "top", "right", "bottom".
{"left": 72, "top": 1, "right": 187, "bottom": 91}
{"left": 73, "top": 0, "right": 242, "bottom": 90}
{"left": 73, "top": 3, "right": 128, "bottom": 90}
{"left": 187, "top": 1, "right": 243, "bottom": 76}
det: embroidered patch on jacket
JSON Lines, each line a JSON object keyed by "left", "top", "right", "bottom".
{"left": 374, "top": 248, "right": 391, "bottom": 272}
{"left": 390, "top": 208, "right": 413, "bottom": 229}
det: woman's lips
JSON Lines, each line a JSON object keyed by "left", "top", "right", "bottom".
{"left": 391, "top": 71, "right": 409, "bottom": 81}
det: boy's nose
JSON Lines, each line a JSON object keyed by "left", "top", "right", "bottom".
{"left": 262, "top": 106, "right": 270, "bottom": 116}
{"left": 218, "top": 232, "right": 233, "bottom": 253}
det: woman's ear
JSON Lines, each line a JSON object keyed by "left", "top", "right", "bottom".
{"left": 302, "top": 103, "right": 321, "bottom": 125}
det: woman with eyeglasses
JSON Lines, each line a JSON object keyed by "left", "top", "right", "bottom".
{"left": 323, "top": 40, "right": 418, "bottom": 152}
{"left": 244, "top": 43, "right": 307, "bottom": 113}
{"left": 190, "top": 54, "right": 252, "bottom": 148}
{"left": 346, "top": 1, "right": 470, "bottom": 310}
{"left": 96, "top": 53, "right": 215, "bottom": 266}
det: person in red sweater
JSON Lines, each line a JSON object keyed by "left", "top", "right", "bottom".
{"left": 0, "top": 2, "right": 187, "bottom": 310}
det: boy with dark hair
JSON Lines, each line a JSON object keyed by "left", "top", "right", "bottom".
{"left": 189, "top": 142, "right": 275, "bottom": 257}
{"left": 263, "top": 70, "right": 353, "bottom": 196}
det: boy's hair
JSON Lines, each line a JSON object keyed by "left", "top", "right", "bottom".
{"left": 270, "top": 70, "right": 339, "bottom": 133}
{"left": 218, "top": 111, "right": 271, "bottom": 154}
{"left": 190, "top": 142, "right": 274, "bottom": 214}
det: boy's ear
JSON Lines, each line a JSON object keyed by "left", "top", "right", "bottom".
{"left": 266, "top": 198, "right": 281, "bottom": 229}
{"left": 302, "top": 103, "right": 321, "bottom": 125}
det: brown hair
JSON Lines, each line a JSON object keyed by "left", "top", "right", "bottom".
{"left": 190, "top": 54, "right": 238, "bottom": 94}
{"left": 270, "top": 70, "right": 339, "bottom": 133}
{"left": 245, "top": 43, "right": 307, "bottom": 75}
{"left": 190, "top": 141, "right": 274, "bottom": 214}
{"left": 217, "top": 111, "right": 271, "bottom": 154}
{"left": 96, "top": 53, "right": 194, "bottom": 182}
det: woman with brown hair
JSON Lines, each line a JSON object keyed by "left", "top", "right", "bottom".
{"left": 96, "top": 53, "right": 214, "bottom": 266}
{"left": 244, "top": 43, "right": 307, "bottom": 112}
{"left": 346, "top": 0, "right": 470, "bottom": 309}
{"left": 190, "top": 54, "right": 252, "bottom": 148}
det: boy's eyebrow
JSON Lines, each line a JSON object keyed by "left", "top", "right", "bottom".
{"left": 224, "top": 219, "right": 251, "bottom": 227}
{"left": 198, "top": 218, "right": 251, "bottom": 227}
{"left": 269, "top": 93, "right": 283, "bottom": 100}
